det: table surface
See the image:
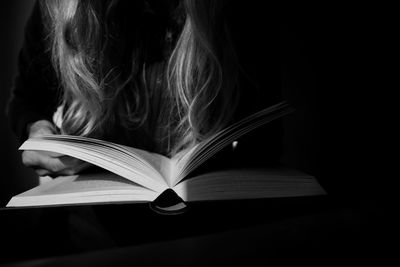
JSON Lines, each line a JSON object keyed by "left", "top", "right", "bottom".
{"left": 0, "top": 196, "right": 389, "bottom": 266}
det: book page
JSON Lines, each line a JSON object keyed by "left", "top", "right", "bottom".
{"left": 20, "top": 136, "right": 169, "bottom": 192}
{"left": 169, "top": 144, "right": 200, "bottom": 185}
{"left": 173, "top": 168, "right": 326, "bottom": 202}
{"left": 6, "top": 172, "right": 159, "bottom": 207}
{"left": 121, "top": 146, "right": 173, "bottom": 187}
{"left": 170, "top": 102, "right": 295, "bottom": 186}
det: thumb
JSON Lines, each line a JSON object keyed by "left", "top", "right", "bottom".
{"left": 28, "top": 120, "right": 58, "bottom": 138}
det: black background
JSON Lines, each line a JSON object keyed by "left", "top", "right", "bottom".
{"left": 1, "top": 1, "right": 325, "bottom": 206}
{"left": 0, "top": 0, "right": 37, "bottom": 207}
{"left": 0, "top": 1, "right": 390, "bottom": 205}
{"left": 0, "top": 1, "right": 392, "bottom": 264}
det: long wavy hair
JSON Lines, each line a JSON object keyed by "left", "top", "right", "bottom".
{"left": 40, "top": 0, "right": 239, "bottom": 155}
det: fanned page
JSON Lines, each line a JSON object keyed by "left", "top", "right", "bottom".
{"left": 19, "top": 136, "right": 170, "bottom": 193}
{"left": 171, "top": 101, "right": 295, "bottom": 186}
{"left": 7, "top": 172, "right": 159, "bottom": 207}
{"left": 172, "top": 168, "right": 326, "bottom": 202}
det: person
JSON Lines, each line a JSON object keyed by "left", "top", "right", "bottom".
{"left": 7, "top": 0, "right": 283, "bottom": 179}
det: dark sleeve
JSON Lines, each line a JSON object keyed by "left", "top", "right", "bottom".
{"left": 6, "top": 0, "right": 60, "bottom": 143}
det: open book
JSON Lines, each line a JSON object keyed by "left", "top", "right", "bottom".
{"left": 7, "top": 102, "right": 326, "bottom": 210}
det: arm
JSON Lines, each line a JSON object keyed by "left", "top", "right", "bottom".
{"left": 7, "top": 1, "right": 90, "bottom": 176}
{"left": 6, "top": 1, "right": 59, "bottom": 143}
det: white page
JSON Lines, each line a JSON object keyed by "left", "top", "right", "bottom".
{"left": 121, "top": 145, "right": 173, "bottom": 187}
{"left": 20, "top": 137, "right": 169, "bottom": 192}
{"left": 173, "top": 168, "right": 326, "bottom": 202}
{"left": 7, "top": 172, "right": 159, "bottom": 207}
{"left": 170, "top": 102, "right": 295, "bottom": 187}
{"left": 39, "top": 135, "right": 168, "bottom": 181}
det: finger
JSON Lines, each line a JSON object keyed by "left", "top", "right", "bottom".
{"left": 38, "top": 150, "right": 65, "bottom": 158}
{"left": 23, "top": 151, "right": 92, "bottom": 176}
{"left": 23, "top": 151, "right": 69, "bottom": 173}
{"left": 35, "top": 168, "right": 51, "bottom": 177}
{"left": 58, "top": 155, "right": 83, "bottom": 166}
{"left": 57, "top": 162, "right": 91, "bottom": 176}
{"left": 35, "top": 169, "right": 60, "bottom": 178}
{"left": 58, "top": 156, "right": 92, "bottom": 171}
{"left": 25, "top": 150, "right": 65, "bottom": 158}
{"left": 35, "top": 164, "right": 88, "bottom": 177}
{"left": 28, "top": 120, "right": 58, "bottom": 138}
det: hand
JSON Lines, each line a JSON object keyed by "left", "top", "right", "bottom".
{"left": 22, "top": 120, "right": 91, "bottom": 176}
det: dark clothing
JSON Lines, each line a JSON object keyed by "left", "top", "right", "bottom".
{"left": 7, "top": 0, "right": 283, "bottom": 167}
{"left": 7, "top": 1, "right": 59, "bottom": 142}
